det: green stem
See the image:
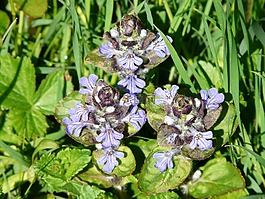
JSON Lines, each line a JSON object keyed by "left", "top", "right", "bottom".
{"left": 53, "top": 0, "right": 58, "bottom": 18}
{"left": 9, "top": 0, "right": 16, "bottom": 20}
{"left": 16, "top": 11, "right": 24, "bottom": 55}
{"left": 85, "top": 0, "right": 91, "bottom": 27}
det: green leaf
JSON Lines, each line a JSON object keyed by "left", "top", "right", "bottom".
{"left": 93, "top": 146, "right": 136, "bottom": 177}
{"left": 7, "top": 106, "right": 48, "bottom": 139}
{"left": 35, "top": 153, "right": 66, "bottom": 180}
{"left": 129, "top": 139, "right": 158, "bottom": 158}
{"left": 2, "top": 170, "right": 34, "bottom": 193}
{"left": 188, "top": 158, "right": 245, "bottom": 198}
{"left": 181, "top": 145, "right": 215, "bottom": 160}
{"left": 38, "top": 173, "right": 67, "bottom": 193}
{"left": 80, "top": 164, "right": 137, "bottom": 189}
{"left": 0, "top": 10, "right": 10, "bottom": 36}
{"left": 0, "top": 140, "right": 30, "bottom": 167}
{"left": 34, "top": 70, "right": 73, "bottom": 115}
{"left": 148, "top": 191, "right": 180, "bottom": 199}
{"left": 78, "top": 164, "right": 114, "bottom": 188}
{"left": 45, "top": 179, "right": 106, "bottom": 199}
{"left": 43, "top": 167, "right": 134, "bottom": 197}
{"left": 35, "top": 148, "right": 91, "bottom": 181}
{"left": 212, "top": 102, "right": 238, "bottom": 147}
{"left": 0, "top": 55, "right": 74, "bottom": 140}
{"left": 56, "top": 148, "right": 91, "bottom": 180}
{"left": 0, "top": 55, "right": 52, "bottom": 139}
{"left": 146, "top": 96, "right": 166, "bottom": 132}
{"left": 231, "top": 145, "right": 265, "bottom": 168}
{"left": 143, "top": 82, "right": 155, "bottom": 96}
{"left": 127, "top": 119, "right": 142, "bottom": 137}
{"left": 0, "top": 55, "right": 35, "bottom": 109}
{"left": 0, "top": 110, "right": 23, "bottom": 145}
{"left": 251, "top": 22, "right": 265, "bottom": 47}
{"left": 77, "top": 182, "right": 105, "bottom": 199}
{"left": 119, "top": 175, "right": 138, "bottom": 187}
{"left": 54, "top": 91, "right": 83, "bottom": 123}
{"left": 13, "top": 0, "right": 48, "bottom": 18}
{"left": 198, "top": 60, "right": 223, "bottom": 89}
{"left": 214, "top": 189, "right": 246, "bottom": 199}
{"left": 111, "top": 146, "right": 136, "bottom": 177}
{"left": 138, "top": 146, "right": 192, "bottom": 194}
{"left": 85, "top": 49, "right": 119, "bottom": 73}
{"left": 32, "top": 139, "right": 60, "bottom": 162}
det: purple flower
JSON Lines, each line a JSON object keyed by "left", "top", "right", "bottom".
{"left": 119, "top": 93, "right": 139, "bottom": 106}
{"left": 62, "top": 116, "right": 88, "bottom": 137}
{"left": 122, "top": 106, "right": 146, "bottom": 130}
{"left": 96, "top": 125, "right": 124, "bottom": 148}
{"left": 79, "top": 74, "right": 98, "bottom": 95}
{"left": 99, "top": 42, "right": 116, "bottom": 58}
{"left": 153, "top": 151, "right": 174, "bottom": 172}
{"left": 97, "top": 148, "right": 124, "bottom": 173}
{"left": 68, "top": 102, "right": 95, "bottom": 121}
{"left": 145, "top": 33, "right": 173, "bottom": 58}
{"left": 117, "top": 50, "right": 143, "bottom": 71}
{"left": 154, "top": 85, "right": 179, "bottom": 105}
{"left": 200, "top": 88, "right": 224, "bottom": 110}
{"left": 118, "top": 74, "right": 146, "bottom": 94}
{"left": 189, "top": 129, "right": 213, "bottom": 150}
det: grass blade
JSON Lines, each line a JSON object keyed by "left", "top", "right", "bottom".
{"left": 104, "top": 0, "right": 114, "bottom": 32}
{"left": 0, "top": 140, "right": 30, "bottom": 167}
{"left": 230, "top": 145, "right": 265, "bottom": 168}
{"left": 155, "top": 26, "right": 195, "bottom": 93}
{"left": 144, "top": 2, "right": 154, "bottom": 28}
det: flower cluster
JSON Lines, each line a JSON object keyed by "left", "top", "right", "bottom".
{"left": 63, "top": 74, "right": 146, "bottom": 173}
{"left": 62, "top": 15, "right": 173, "bottom": 174}
{"left": 152, "top": 86, "right": 224, "bottom": 172}
{"left": 62, "top": 13, "right": 226, "bottom": 176}
{"left": 98, "top": 14, "right": 173, "bottom": 95}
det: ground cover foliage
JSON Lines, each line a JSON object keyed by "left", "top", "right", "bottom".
{"left": 0, "top": 0, "right": 264, "bottom": 198}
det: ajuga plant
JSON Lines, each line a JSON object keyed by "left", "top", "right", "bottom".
{"left": 54, "top": 14, "right": 245, "bottom": 198}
